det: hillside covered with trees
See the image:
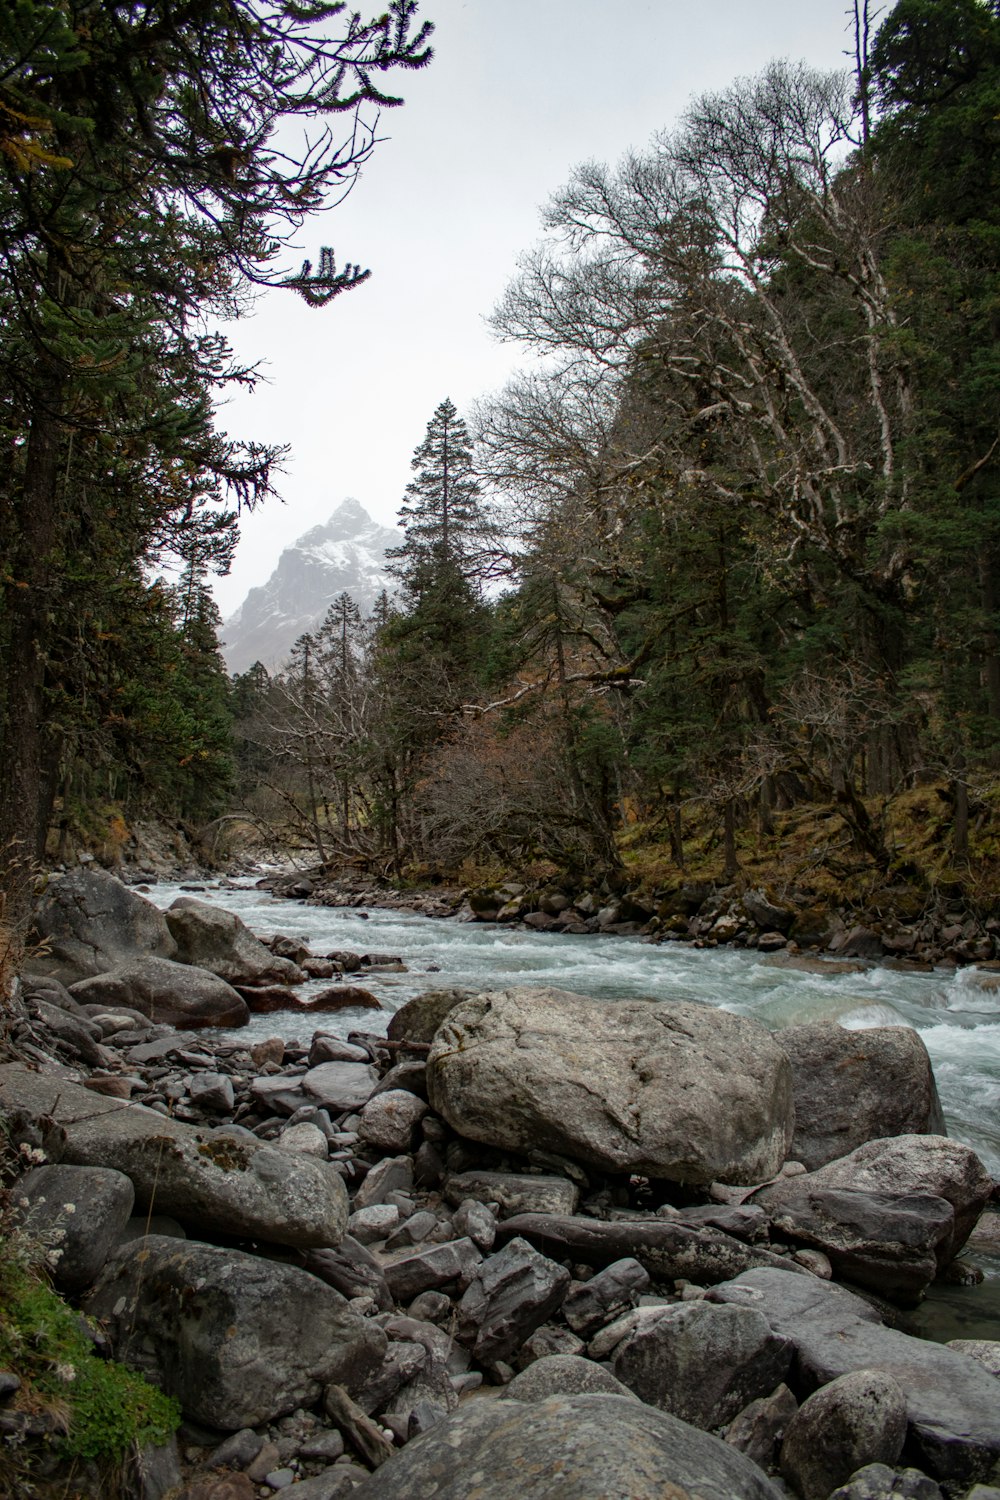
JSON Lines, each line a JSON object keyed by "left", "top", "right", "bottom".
{"left": 3, "top": 0, "right": 1000, "bottom": 935}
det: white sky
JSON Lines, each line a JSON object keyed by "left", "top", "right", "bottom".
{"left": 210, "top": 0, "right": 856, "bottom": 619}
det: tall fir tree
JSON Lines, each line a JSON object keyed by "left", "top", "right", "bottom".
{"left": 387, "top": 398, "right": 490, "bottom": 595}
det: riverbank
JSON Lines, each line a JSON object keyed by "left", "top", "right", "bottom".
{"left": 260, "top": 865, "right": 998, "bottom": 974}
{"left": 2, "top": 870, "right": 999, "bottom": 1498}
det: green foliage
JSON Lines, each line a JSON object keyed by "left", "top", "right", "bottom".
{"left": 0, "top": 1235, "right": 179, "bottom": 1475}
{"left": 0, "top": 1, "right": 433, "bottom": 893}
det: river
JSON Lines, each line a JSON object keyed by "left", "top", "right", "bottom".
{"left": 148, "top": 877, "right": 1000, "bottom": 1338}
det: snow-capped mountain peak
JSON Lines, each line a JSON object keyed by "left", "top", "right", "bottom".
{"left": 221, "top": 498, "right": 398, "bottom": 674}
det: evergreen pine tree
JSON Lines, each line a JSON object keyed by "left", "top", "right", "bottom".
{"left": 387, "top": 398, "right": 490, "bottom": 595}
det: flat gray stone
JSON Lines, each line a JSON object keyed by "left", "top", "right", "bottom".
{"left": 303, "top": 1060, "right": 380, "bottom": 1112}
{"left": 445, "top": 1169, "right": 579, "bottom": 1218}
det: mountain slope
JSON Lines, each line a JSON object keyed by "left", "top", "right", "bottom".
{"left": 221, "top": 498, "right": 398, "bottom": 674}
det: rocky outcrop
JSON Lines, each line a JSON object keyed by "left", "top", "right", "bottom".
{"left": 5, "top": 889, "right": 997, "bottom": 1500}
{"left": 0, "top": 1064, "right": 348, "bottom": 1250}
{"left": 427, "top": 987, "right": 794, "bottom": 1185}
{"left": 28, "top": 866, "right": 178, "bottom": 982}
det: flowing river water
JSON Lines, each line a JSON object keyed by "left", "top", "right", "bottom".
{"left": 149, "top": 878, "right": 1000, "bottom": 1340}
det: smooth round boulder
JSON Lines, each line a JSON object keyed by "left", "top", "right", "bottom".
{"left": 780, "top": 1370, "right": 908, "bottom": 1500}
{"left": 427, "top": 988, "right": 793, "bottom": 1184}
{"left": 611, "top": 1300, "right": 792, "bottom": 1429}
{"left": 781, "top": 1023, "right": 946, "bottom": 1169}
{"left": 348, "top": 1392, "right": 784, "bottom": 1499}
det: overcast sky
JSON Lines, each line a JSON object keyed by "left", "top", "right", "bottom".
{"left": 209, "top": 1, "right": 856, "bottom": 620}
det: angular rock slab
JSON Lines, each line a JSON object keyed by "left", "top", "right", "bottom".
{"left": 800, "top": 1134, "right": 993, "bottom": 1266}
{"left": 751, "top": 1181, "right": 955, "bottom": 1301}
{"left": 495, "top": 1211, "right": 807, "bottom": 1286}
{"left": 780, "top": 1023, "right": 946, "bottom": 1170}
{"left": 427, "top": 988, "right": 793, "bottom": 1184}
{"left": 165, "top": 896, "right": 304, "bottom": 987}
{"left": 302, "top": 1060, "right": 380, "bottom": 1113}
{"left": 444, "top": 1169, "right": 579, "bottom": 1218}
{"left": 29, "top": 867, "right": 177, "bottom": 983}
{"left": 456, "top": 1236, "right": 571, "bottom": 1365}
{"left": 348, "top": 1393, "right": 784, "bottom": 1500}
{"left": 85, "top": 1236, "right": 385, "bottom": 1429}
{"left": 707, "top": 1268, "right": 1000, "bottom": 1487}
{"left": 0, "top": 1064, "right": 347, "bottom": 1250}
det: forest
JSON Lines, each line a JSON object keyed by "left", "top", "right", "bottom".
{"left": 2, "top": 0, "right": 1000, "bottom": 929}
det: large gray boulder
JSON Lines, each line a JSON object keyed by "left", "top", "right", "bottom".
{"left": 427, "top": 988, "right": 793, "bottom": 1184}
{"left": 70, "top": 955, "right": 249, "bottom": 1028}
{"left": 0, "top": 1064, "right": 348, "bottom": 1250}
{"left": 796, "top": 1134, "right": 993, "bottom": 1266}
{"left": 28, "top": 867, "right": 177, "bottom": 983}
{"left": 708, "top": 1268, "right": 1000, "bottom": 1487}
{"left": 165, "top": 896, "right": 304, "bottom": 987}
{"left": 85, "top": 1236, "right": 385, "bottom": 1429}
{"left": 611, "top": 1300, "right": 792, "bottom": 1430}
{"left": 348, "top": 1393, "right": 784, "bottom": 1499}
{"left": 781, "top": 1023, "right": 946, "bottom": 1169}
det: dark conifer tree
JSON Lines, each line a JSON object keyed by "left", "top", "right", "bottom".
{"left": 387, "top": 398, "right": 490, "bottom": 594}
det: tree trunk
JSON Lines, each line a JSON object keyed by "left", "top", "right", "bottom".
{"left": 0, "top": 391, "right": 65, "bottom": 921}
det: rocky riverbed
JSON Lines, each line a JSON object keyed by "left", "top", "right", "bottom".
{"left": 259, "top": 865, "right": 1000, "bottom": 973}
{"left": 2, "top": 867, "right": 999, "bottom": 1499}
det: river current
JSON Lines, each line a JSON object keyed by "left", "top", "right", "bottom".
{"left": 149, "top": 877, "right": 1000, "bottom": 1338}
